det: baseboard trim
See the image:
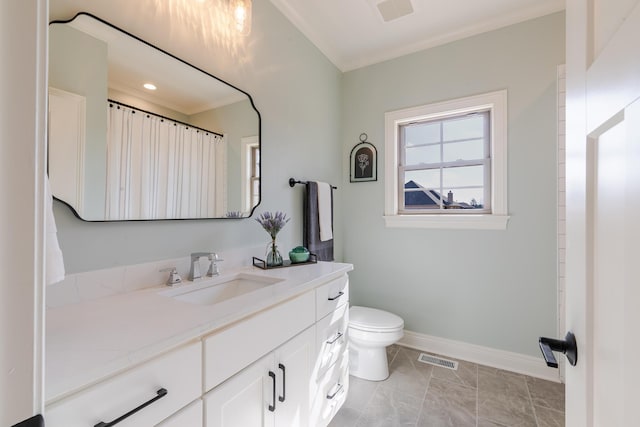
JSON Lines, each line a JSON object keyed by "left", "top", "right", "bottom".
{"left": 398, "top": 330, "right": 562, "bottom": 383}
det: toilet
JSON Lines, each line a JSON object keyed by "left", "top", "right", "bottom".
{"left": 348, "top": 306, "right": 404, "bottom": 381}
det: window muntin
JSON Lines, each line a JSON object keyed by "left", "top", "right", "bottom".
{"left": 399, "top": 111, "right": 490, "bottom": 213}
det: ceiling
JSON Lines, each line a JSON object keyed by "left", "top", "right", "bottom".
{"left": 269, "top": 0, "right": 565, "bottom": 72}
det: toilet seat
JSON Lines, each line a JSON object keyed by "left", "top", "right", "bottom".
{"left": 349, "top": 306, "right": 404, "bottom": 332}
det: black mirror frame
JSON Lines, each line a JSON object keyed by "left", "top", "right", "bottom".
{"left": 48, "top": 12, "right": 262, "bottom": 222}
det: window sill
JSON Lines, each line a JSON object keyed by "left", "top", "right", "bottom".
{"left": 383, "top": 214, "right": 510, "bottom": 230}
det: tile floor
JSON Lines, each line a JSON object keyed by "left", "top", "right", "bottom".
{"left": 329, "top": 345, "right": 565, "bottom": 427}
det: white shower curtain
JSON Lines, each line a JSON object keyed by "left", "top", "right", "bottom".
{"left": 105, "top": 104, "right": 226, "bottom": 220}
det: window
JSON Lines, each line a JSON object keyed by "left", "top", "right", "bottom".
{"left": 384, "top": 90, "right": 509, "bottom": 229}
{"left": 241, "top": 135, "right": 260, "bottom": 214}
{"left": 249, "top": 144, "right": 260, "bottom": 208}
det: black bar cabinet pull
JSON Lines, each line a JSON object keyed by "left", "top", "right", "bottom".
{"left": 538, "top": 331, "right": 578, "bottom": 368}
{"left": 326, "top": 331, "right": 344, "bottom": 345}
{"left": 94, "top": 388, "right": 167, "bottom": 427}
{"left": 328, "top": 291, "right": 344, "bottom": 301}
{"left": 326, "top": 383, "right": 343, "bottom": 400}
{"left": 268, "top": 371, "right": 276, "bottom": 412}
{"left": 278, "top": 363, "right": 286, "bottom": 402}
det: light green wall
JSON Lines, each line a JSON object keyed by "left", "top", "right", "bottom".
{"left": 50, "top": 0, "right": 342, "bottom": 272}
{"left": 49, "top": 24, "right": 107, "bottom": 218}
{"left": 49, "top": 0, "right": 563, "bottom": 358}
{"left": 341, "top": 12, "right": 565, "bottom": 357}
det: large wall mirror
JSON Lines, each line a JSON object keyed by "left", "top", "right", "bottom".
{"left": 48, "top": 13, "right": 261, "bottom": 221}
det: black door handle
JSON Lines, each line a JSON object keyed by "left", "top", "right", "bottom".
{"left": 278, "top": 363, "right": 286, "bottom": 402}
{"left": 268, "top": 371, "right": 276, "bottom": 412}
{"left": 94, "top": 388, "right": 167, "bottom": 427}
{"left": 539, "top": 331, "right": 577, "bottom": 368}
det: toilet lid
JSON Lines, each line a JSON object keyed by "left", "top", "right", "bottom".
{"left": 349, "top": 306, "right": 404, "bottom": 331}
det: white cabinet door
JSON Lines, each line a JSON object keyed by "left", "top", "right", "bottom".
{"left": 205, "top": 352, "right": 275, "bottom": 427}
{"left": 205, "top": 327, "right": 315, "bottom": 427}
{"left": 273, "top": 326, "right": 315, "bottom": 427}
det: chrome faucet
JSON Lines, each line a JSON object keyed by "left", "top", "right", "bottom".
{"left": 189, "top": 252, "right": 211, "bottom": 281}
{"left": 159, "top": 267, "right": 182, "bottom": 286}
{"left": 207, "top": 253, "right": 224, "bottom": 277}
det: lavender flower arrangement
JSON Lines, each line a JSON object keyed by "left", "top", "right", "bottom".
{"left": 255, "top": 211, "right": 290, "bottom": 240}
{"left": 256, "top": 211, "right": 290, "bottom": 266}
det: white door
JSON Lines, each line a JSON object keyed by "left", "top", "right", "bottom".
{"left": 48, "top": 87, "right": 86, "bottom": 215}
{"left": 565, "top": 1, "right": 640, "bottom": 426}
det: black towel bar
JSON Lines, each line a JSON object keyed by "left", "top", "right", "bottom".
{"left": 289, "top": 178, "right": 337, "bottom": 189}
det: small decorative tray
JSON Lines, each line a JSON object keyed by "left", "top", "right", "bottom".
{"left": 252, "top": 253, "right": 318, "bottom": 270}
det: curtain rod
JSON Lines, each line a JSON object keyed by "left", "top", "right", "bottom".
{"left": 108, "top": 99, "right": 224, "bottom": 138}
{"left": 289, "top": 178, "right": 337, "bottom": 189}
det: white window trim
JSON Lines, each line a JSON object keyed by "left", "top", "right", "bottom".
{"left": 241, "top": 135, "right": 259, "bottom": 214}
{"left": 384, "top": 90, "right": 510, "bottom": 230}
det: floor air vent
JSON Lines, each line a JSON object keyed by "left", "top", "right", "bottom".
{"left": 417, "top": 353, "right": 458, "bottom": 370}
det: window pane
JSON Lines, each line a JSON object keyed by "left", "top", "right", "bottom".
{"left": 404, "top": 169, "right": 440, "bottom": 190}
{"left": 406, "top": 144, "right": 440, "bottom": 165}
{"left": 445, "top": 188, "right": 485, "bottom": 208}
{"left": 443, "top": 114, "right": 485, "bottom": 141}
{"left": 404, "top": 192, "right": 441, "bottom": 209}
{"left": 442, "top": 165, "right": 484, "bottom": 188}
{"left": 443, "top": 139, "right": 484, "bottom": 162}
{"left": 404, "top": 121, "right": 440, "bottom": 146}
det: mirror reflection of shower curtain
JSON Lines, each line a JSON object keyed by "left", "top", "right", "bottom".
{"left": 105, "top": 105, "right": 226, "bottom": 220}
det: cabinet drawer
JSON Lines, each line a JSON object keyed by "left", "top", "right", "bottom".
{"left": 156, "top": 399, "right": 202, "bottom": 426}
{"left": 204, "top": 291, "right": 315, "bottom": 391}
{"left": 315, "top": 275, "right": 349, "bottom": 320}
{"left": 311, "top": 354, "right": 349, "bottom": 427}
{"left": 46, "top": 341, "right": 202, "bottom": 427}
{"left": 315, "top": 303, "right": 348, "bottom": 379}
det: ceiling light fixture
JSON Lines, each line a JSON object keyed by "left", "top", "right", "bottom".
{"left": 143, "top": 83, "right": 157, "bottom": 91}
{"left": 230, "top": 0, "right": 252, "bottom": 36}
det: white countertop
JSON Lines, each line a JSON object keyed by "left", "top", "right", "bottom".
{"left": 46, "top": 261, "right": 353, "bottom": 403}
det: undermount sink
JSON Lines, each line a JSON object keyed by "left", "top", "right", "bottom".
{"left": 160, "top": 273, "right": 282, "bottom": 306}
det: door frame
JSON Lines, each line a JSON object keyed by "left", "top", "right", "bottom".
{"left": 0, "top": 0, "right": 48, "bottom": 424}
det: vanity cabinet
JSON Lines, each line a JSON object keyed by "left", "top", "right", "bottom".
{"left": 311, "top": 276, "right": 350, "bottom": 426}
{"left": 45, "top": 267, "right": 352, "bottom": 427}
{"left": 46, "top": 341, "right": 202, "bottom": 427}
{"left": 204, "top": 326, "right": 315, "bottom": 427}
{"left": 203, "top": 273, "right": 350, "bottom": 427}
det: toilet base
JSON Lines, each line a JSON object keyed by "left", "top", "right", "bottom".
{"left": 349, "top": 345, "right": 390, "bottom": 381}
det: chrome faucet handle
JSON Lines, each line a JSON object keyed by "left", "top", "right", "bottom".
{"left": 207, "top": 252, "right": 224, "bottom": 277}
{"left": 190, "top": 252, "right": 210, "bottom": 281}
{"left": 159, "top": 267, "right": 182, "bottom": 286}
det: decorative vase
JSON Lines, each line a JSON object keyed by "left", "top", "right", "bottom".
{"left": 266, "top": 239, "right": 283, "bottom": 267}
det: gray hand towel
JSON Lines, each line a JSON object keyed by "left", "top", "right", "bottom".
{"left": 304, "top": 181, "right": 334, "bottom": 261}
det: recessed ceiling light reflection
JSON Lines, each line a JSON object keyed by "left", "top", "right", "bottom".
{"left": 143, "top": 83, "right": 157, "bottom": 91}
